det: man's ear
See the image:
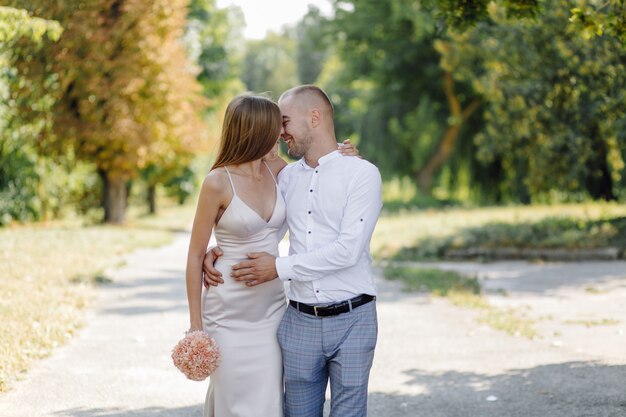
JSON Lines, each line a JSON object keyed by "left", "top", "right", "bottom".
{"left": 310, "top": 108, "right": 322, "bottom": 128}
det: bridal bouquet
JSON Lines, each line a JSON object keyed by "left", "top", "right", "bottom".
{"left": 171, "top": 330, "right": 221, "bottom": 381}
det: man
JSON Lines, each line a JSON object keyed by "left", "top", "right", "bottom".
{"left": 204, "top": 85, "right": 382, "bottom": 417}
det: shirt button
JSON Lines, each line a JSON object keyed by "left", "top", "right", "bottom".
{"left": 308, "top": 211, "right": 311, "bottom": 214}
{"left": 308, "top": 231, "right": 311, "bottom": 234}
{"left": 316, "top": 290, "right": 319, "bottom": 293}
{"left": 315, "top": 170, "right": 318, "bottom": 173}
{"left": 310, "top": 189, "right": 313, "bottom": 192}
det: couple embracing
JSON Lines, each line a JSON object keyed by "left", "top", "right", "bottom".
{"left": 185, "top": 85, "right": 382, "bottom": 417}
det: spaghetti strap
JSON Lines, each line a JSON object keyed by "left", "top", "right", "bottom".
{"left": 223, "top": 166, "right": 237, "bottom": 196}
{"left": 262, "top": 160, "right": 278, "bottom": 186}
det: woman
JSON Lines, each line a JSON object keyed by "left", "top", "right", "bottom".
{"left": 185, "top": 94, "right": 357, "bottom": 417}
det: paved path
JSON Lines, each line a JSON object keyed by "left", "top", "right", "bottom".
{"left": 2, "top": 234, "right": 625, "bottom": 416}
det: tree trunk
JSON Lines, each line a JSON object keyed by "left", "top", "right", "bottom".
{"left": 126, "top": 181, "right": 133, "bottom": 208}
{"left": 147, "top": 184, "right": 157, "bottom": 214}
{"left": 586, "top": 125, "right": 616, "bottom": 201}
{"left": 100, "top": 170, "right": 127, "bottom": 224}
{"left": 415, "top": 72, "right": 481, "bottom": 194}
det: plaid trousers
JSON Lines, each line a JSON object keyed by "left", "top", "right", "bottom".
{"left": 277, "top": 300, "right": 378, "bottom": 417}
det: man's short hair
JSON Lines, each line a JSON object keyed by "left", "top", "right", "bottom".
{"left": 279, "top": 85, "right": 334, "bottom": 116}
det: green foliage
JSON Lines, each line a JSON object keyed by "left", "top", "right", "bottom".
{"left": 295, "top": 6, "right": 330, "bottom": 84}
{"left": 442, "top": 0, "right": 626, "bottom": 201}
{"left": 0, "top": 6, "right": 62, "bottom": 43}
{"left": 329, "top": 0, "right": 486, "bottom": 199}
{"left": 331, "top": 0, "right": 441, "bottom": 175}
{"left": 423, "top": 0, "right": 624, "bottom": 43}
{"left": 0, "top": 7, "right": 65, "bottom": 224}
{"left": 567, "top": 1, "right": 625, "bottom": 43}
{"left": 242, "top": 32, "right": 298, "bottom": 97}
{"left": 163, "top": 165, "right": 197, "bottom": 205}
{"left": 186, "top": 0, "right": 243, "bottom": 106}
{"left": 0, "top": 141, "right": 39, "bottom": 225}
{"left": 381, "top": 177, "right": 462, "bottom": 213}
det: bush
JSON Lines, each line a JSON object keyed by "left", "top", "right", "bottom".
{"left": 0, "top": 142, "right": 40, "bottom": 225}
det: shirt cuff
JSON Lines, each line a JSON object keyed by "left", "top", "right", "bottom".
{"left": 275, "top": 256, "right": 296, "bottom": 281}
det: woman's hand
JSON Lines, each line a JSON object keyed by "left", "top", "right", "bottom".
{"left": 338, "top": 139, "right": 361, "bottom": 158}
{"left": 187, "top": 325, "right": 203, "bottom": 334}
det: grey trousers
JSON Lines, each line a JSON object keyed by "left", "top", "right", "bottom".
{"left": 277, "top": 300, "right": 378, "bottom": 417}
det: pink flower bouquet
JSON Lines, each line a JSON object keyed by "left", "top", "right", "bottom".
{"left": 171, "top": 330, "right": 221, "bottom": 381}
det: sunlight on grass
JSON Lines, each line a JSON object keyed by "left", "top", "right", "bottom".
{"left": 372, "top": 202, "right": 626, "bottom": 259}
{"left": 384, "top": 266, "right": 480, "bottom": 295}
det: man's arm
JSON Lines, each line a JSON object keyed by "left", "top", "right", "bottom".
{"left": 202, "top": 246, "right": 224, "bottom": 287}
{"left": 231, "top": 163, "right": 382, "bottom": 285}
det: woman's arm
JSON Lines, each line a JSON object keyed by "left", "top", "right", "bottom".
{"left": 185, "top": 171, "right": 227, "bottom": 332}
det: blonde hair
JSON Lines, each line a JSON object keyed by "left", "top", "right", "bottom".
{"left": 211, "top": 95, "right": 281, "bottom": 170}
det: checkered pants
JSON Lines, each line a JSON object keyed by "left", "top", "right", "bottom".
{"left": 277, "top": 300, "right": 378, "bottom": 417}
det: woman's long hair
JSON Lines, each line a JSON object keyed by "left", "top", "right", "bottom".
{"left": 211, "top": 95, "right": 281, "bottom": 170}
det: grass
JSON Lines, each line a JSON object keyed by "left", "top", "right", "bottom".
{"left": 371, "top": 202, "right": 626, "bottom": 260}
{"left": 564, "top": 319, "right": 621, "bottom": 327}
{"left": 384, "top": 266, "right": 481, "bottom": 295}
{"left": 585, "top": 286, "right": 609, "bottom": 294}
{"left": 384, "top": 265, "right": 538, "bottom": 339}
{"left": 0, "top": 200, "right": 195, "bottom": 392}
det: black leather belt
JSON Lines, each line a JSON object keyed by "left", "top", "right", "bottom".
{"left": 289, "top": 294, "right": 375, "bottom": 317}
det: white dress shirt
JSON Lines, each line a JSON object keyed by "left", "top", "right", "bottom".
{"left": 275, "top": 150, "right": 383, "bottom": 304}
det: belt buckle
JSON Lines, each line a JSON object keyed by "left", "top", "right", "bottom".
{"left": 314, "top": 305, "right": 320, "bottom": 317}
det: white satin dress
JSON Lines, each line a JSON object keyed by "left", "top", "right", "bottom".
{"left": 202, "top": 163, "right": 287, "bottom": 417}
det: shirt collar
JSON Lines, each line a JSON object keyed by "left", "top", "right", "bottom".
{"left": 298, "top": 150, "right": 342, "bottom": 170}
{"left": 319, "top": 150, "right": 341, "bottom": 165}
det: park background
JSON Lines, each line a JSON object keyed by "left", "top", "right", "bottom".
{"left": 0, "top": 0, "right": 625, "bottom": 406}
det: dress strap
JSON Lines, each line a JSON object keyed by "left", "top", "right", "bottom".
{"left": 223, "top": 166, "right": 237, "bottom": 196}
{"left": 262, "top": 160, "right": 278, "bottom": 186}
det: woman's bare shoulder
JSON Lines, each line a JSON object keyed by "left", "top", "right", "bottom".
{"left": 201, "top": 168, "right": 231, "bottom": 199}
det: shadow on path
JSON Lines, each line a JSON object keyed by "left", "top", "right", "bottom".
{"left": 369, "top": 361, "right": 626, "bottom": 417}
{"left": 99, "top": 274, "right": 188, "bottom": 316}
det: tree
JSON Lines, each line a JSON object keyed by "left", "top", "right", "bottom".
{"left": 6, "top": 0, "right": 206, "bottom": 223}
{"left": 186, "top": 0, "right": 244, "bottom": 108}
{"left": 296, "top": 6, "right": 331, "bottom": 84}
{"left": 0, "top": 7, "right": 63, "bottom": 224}
{"left": 422, "top": 0, "right": 625, "bottom": 43}
{"left": 137, "top": 0, "right": 245, "bottom": 214}
{"left": 439, "top": 0, "right": 626, "bottom": 201}
{"left": 331, "top": 0, "right": 483, "bottom": 195}
{"left": 0, "top": 6, "right": 62, "bottom": 43}
{"left": 242, "top": 31, "right": 298, "bottom": 97}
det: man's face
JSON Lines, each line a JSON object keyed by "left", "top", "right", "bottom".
{"left": 279, "top": 97, "right": 312, "bottom": 159}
